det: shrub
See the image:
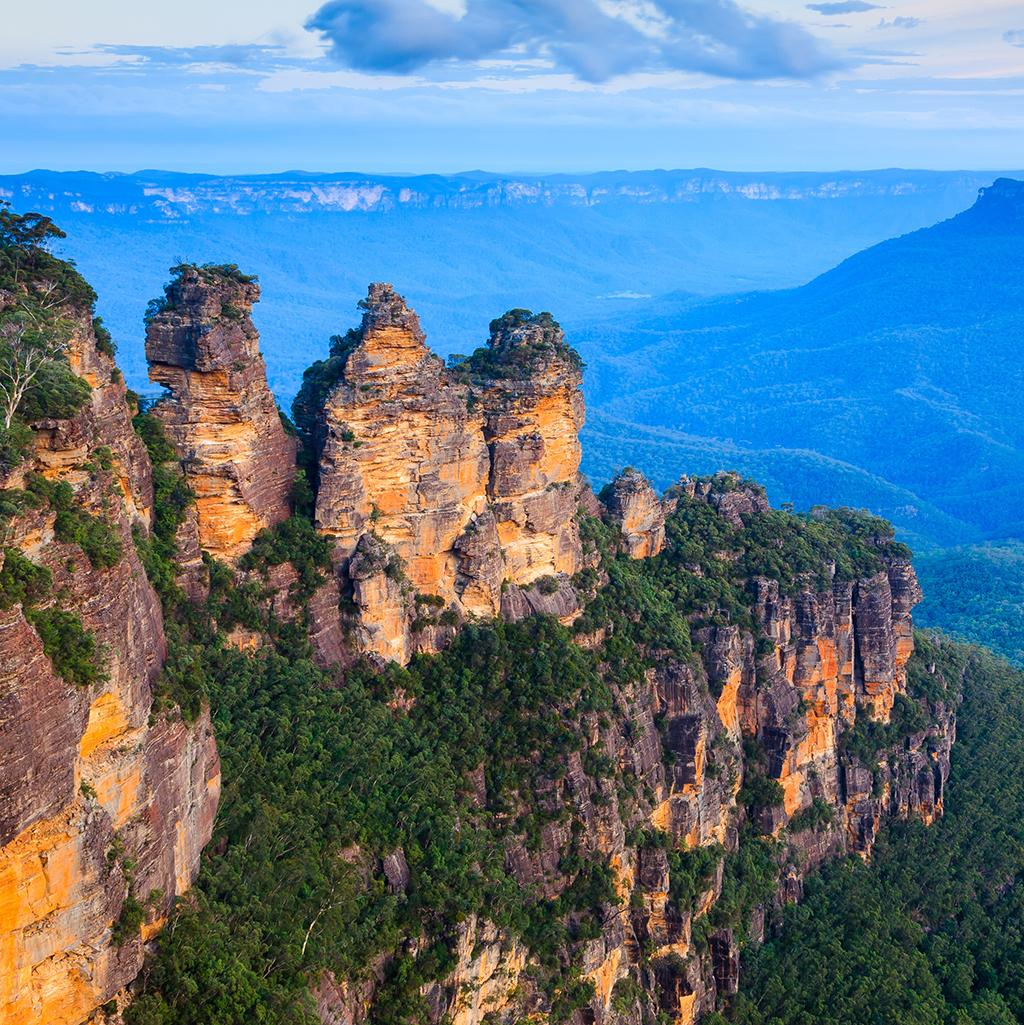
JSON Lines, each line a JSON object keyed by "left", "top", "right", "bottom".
{"left": 536, "top": 574, "right": 561, "bottom": 596}
{"left": 0, "top": 547, "right": 52, "bottom": 608}
{"left": 26, "top": 607, "right": 104, "bottom": 686}
{"left": 92, "top": 316, "right": 116, "bottom": 357}
{"left": 28, "top": 472, "right": 123, "bottom": 569}
{"left": 0, "top": 419, "right": 33, "bottom": 471}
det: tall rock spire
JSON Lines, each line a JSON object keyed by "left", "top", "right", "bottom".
{"left": 145, "top": 264, "right": 296, "bottom": 560}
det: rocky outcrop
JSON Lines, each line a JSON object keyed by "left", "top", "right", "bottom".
{"left": 0, "top": 308, "right": 219, "bottom": 1025}
{"left": 145, "top": 264, "right": 296, "bottom": 560}
{"left": 312, "top": 285, "right": 493, "bottom": 615}
{"left": 301, "top": 286, "right": 586, "bottom": 662}
{"left": 603, "top": 468, "right": 666, "bottom": 559}
{"left": 468, "top": 308, "right": 586, "bottom": 583}
{"left": 312, "top": 475, "right": 950, "bottom": 1025}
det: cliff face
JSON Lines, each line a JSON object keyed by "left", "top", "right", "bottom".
{"left": 311, "top": 474, "right": 953, "bottom": 1025}
{"left": 603, "top": 468, "right": 666, "bottom": 559}
{"left": 0, "top": 307, "right": 219, "bottom": 1025}
{"left": 302, "top": 286, "right": 585, "bottom": 662}
{"left": 145, "top": 265, "right": 296, "bottom": 560}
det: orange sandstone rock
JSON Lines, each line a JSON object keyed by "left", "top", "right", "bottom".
{"left": 145, "top": 264, "right": 296, "bottom": 560}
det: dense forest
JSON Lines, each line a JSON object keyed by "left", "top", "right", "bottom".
{"left": 724, "top": 639, "right": 1024, "bottom": 1025}
{"left": 915, "top": 542, "right": 1024, "bottom": 667}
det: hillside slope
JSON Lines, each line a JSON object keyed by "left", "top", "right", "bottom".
{"left": 581, "top": 178, "right": 1024, "bottom": 548}
{"left": 728, "top": 640, "right": 1024, "bottom": 1025}
{"left": 0, "top": 168, "right": 1008, "bottom": 402}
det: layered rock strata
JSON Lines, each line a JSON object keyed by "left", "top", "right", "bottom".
{"left": 145, "top": 264, "right": 296, "bottom": 560}
{"left": 0, "top": 308, "right": 219, "bottom": 1025}
{"left": 603, "top": 468, "right": 667, "bottom": 559}
{"left": 303, "top": 286, "right": 586, "bottom": 662}
{"left": 314, "top": 476, "right": 952, "bottom": 1025}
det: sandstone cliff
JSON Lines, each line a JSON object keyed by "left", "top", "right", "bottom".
{"left": 603, "top": 468, "right": 667, "bottom": 559}
{"left": 296, "top": 286, "right": 585, "bottom": 662}
{"left": 145, "top": 264, "right": 296, "bottom": 560}
{"left": 309, "top": 474, "right": 952, "bottom": 1025}
{"left": 0, "top": 299, "right": 219, "bottom": 1025}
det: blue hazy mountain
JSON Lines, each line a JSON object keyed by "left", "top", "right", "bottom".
{"left": 579, "top": 178, "right": 1024, "bottom": 549}
{"left": 1, "top": 167, "right": 1011, "bottom": 406}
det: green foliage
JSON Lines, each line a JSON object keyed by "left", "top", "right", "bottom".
{"left": 535, "top": 574, "right": 561, "bottom": 595}
{"left": 915, "top": 542, "right": 1024, "bottom": 668}
{"left": 127, "top": 613, "right": 618, "bottom": 1025}
{"left": 0, "top": 547, "right": 52, "bottom": 608}
{"left": 92, "top": 316, "right": 116, "bottom": 357}
{"left": 450, "top": 309, "right": 585, "bottom": 382}
{"left": 737, "top": 503, "right": 909, "bottom": 594}
{"left": 291, "top": 329, "right": 361, "bottom": 447}
{"left": 0, "top": 419, "right": 33, "bottom": 470}
{"left": 239, "top": 514, "right": 333, "bottom": 601}
{"left": 26, "top": 472, "right": 123, "bottom": 569}
{"left": 182, "top": 262, "right": 258, "bottom": 285}
{"left": 788, "top": 798, "right": 835, "bottom": 834}
{"left": 710, "top": 830, "right": 780, "bottom": 938}
{"left": 668, "top": 843, "right": 722, "bottom": 907}
{"left": 840, "top": 692, "right": 929, "bottom": 776}
{"left": 0, "top": 202, "right": 96, "bottom": 309}
{"left": 16, "top": 359, "right": 91, "bottom": 422}
{"left": 738, "top": 764, "right": 785, "bottom": 824}
{"left": 113, "top": 892, "right": 147, "bottom": 946}
{"left": 131, "top": 409, "right": 194, "bottom": 607}
{"left": 26, "top": 606, "right": 104, "bottom": 686}
{"left": 611, "top": 976, "right": 645, "bottom": 1016}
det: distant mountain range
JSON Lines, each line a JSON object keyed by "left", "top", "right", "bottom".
{"left": 4, "top": 167, "right": 1011, "bottom": 216}
{"left": 579, "top": 178, "right": 1024, "bottom": 548}
{"left": 1, "top": 168, "right": 1017, "bottom": 405}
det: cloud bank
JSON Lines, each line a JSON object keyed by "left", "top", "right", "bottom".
{"left": 94, "top": 44, "right": 289, "bottom": 66}
{"left": 306, "top": 0, "right": 845, "bottom": 82}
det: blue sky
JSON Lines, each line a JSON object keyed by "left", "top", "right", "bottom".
{"left": 3, "top": 0, "right": 1023, "bottom": 173}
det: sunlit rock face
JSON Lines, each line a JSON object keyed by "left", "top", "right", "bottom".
{"left": 305, "top": 286, "right": 586, "bottom": 662}
{"left": 0, "top": 312, "right": 219, "bottom": 1025}
{"left": 603, "top": 468, "right": 666, "bottom": 559}
{"left": 145, "top": 265, "right": 296, "bottom": 561}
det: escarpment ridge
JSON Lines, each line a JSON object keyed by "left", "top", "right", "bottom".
{"left": 0, "top": 220, "right": 958, "bottom": 1025}
{"left": 0, "top": 223, "right": 219, "bottom": 1025}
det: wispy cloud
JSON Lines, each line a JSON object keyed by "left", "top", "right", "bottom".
{"left": 92, "top": 43, "right": 293, "bottom": 67}
{"left": 806, "top": 1, "right": 883, "bottom": 15}
{"left": 1005, "top": 30, "right": 1024, "bottom": 48}
{"left": 876, "top": 16, "right": 923, "bottom": 29}
{"left": 306, "top": 0, "right": 846, "bottom": 82}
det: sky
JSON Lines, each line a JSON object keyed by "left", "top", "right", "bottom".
{"left": 2, "top": 0, "right": 1023, "bottom": 174}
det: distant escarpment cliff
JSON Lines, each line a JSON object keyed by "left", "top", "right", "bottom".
{"left": 1, "top": 218, "right": 957, "bottom": 1025}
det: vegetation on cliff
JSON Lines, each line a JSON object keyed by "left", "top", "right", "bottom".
{"left": 126, "top": 474, "right": 932, "bottom": 1025}
{"left": 726, "top": 640, "right": 1024, "bottom": 1025}
{"left": 0, "top": 206, "right": 97, "bottom": 443}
